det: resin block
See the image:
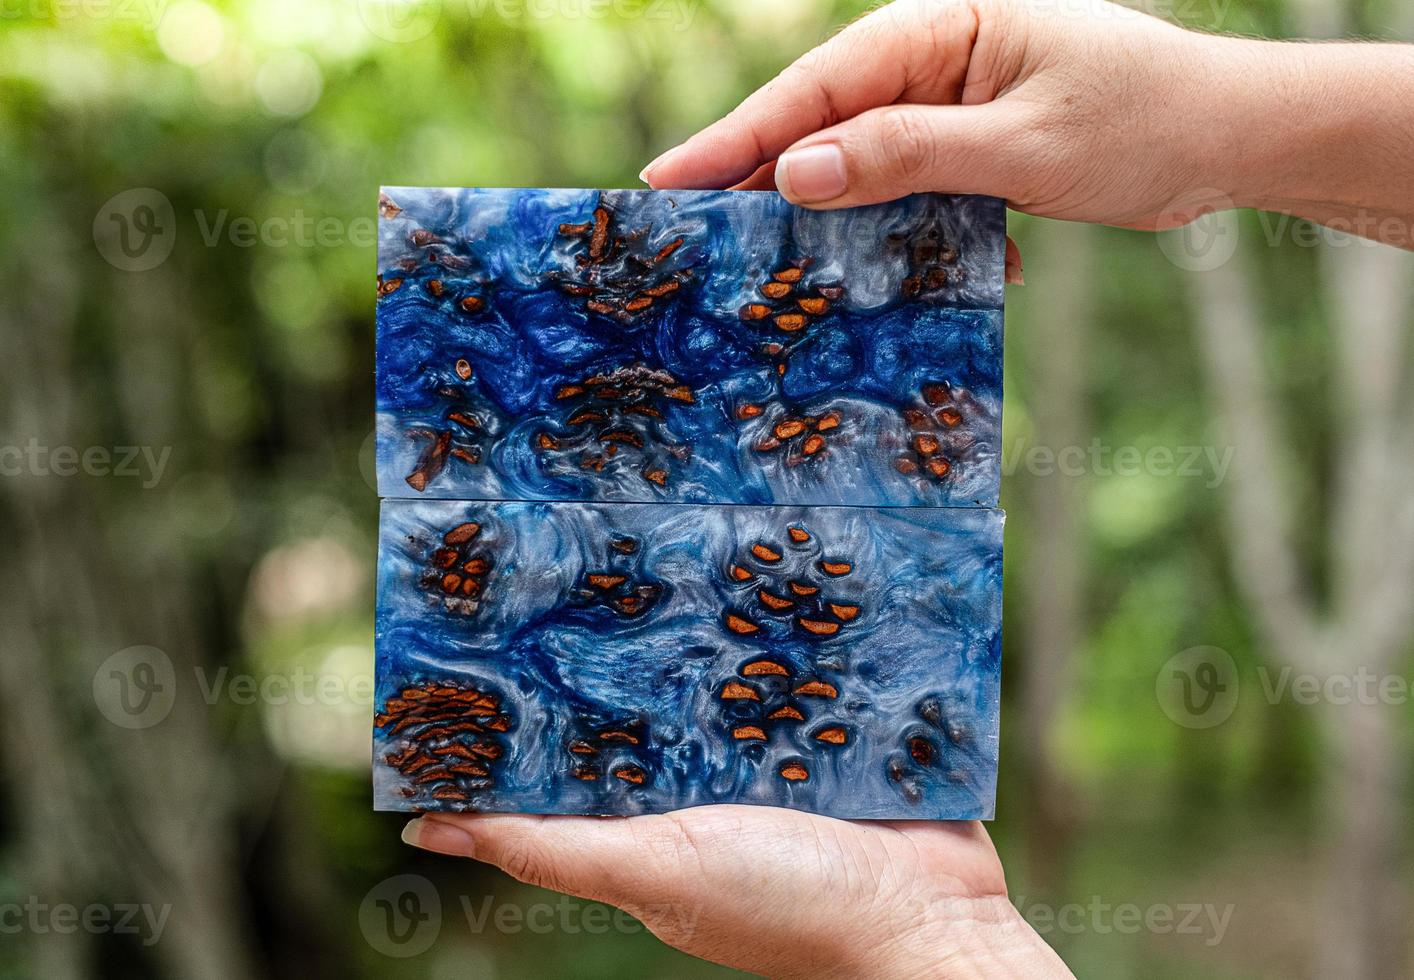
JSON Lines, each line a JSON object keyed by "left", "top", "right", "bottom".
{"left": 376, "top": 187, "right": 1005, "bottom": 507}
{"left": 373, "top": 499, "right": 1003, "bottom": 820}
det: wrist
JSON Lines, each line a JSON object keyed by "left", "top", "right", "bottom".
{"left": 1191, "top": 35, "right": 1414, "bottom": 223}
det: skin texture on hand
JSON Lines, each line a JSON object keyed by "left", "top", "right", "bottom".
{"left": 641, "top": 0, "right": 1414, "bottom": 248}
{"left": 403, "top": 807, "right": 1073, "bottom": 979}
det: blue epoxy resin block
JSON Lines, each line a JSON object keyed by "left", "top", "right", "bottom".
{"left": 374, "top": 499, "right": 1003, "bottom": 819}
{"left": 376, "top": 187, "right": 1004, "bottom": 507}
{"left": 373, "top": 187, "right": 1008, "bottom": 820}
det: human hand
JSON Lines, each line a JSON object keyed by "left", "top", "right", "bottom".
{"left": 642, "top": 0, "right": 1414, "bottom": 246}
{"left": 402, "top": 806, "right": 1072, "bottom": 978}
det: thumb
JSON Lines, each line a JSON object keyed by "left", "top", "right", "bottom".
{"left": 773, "top": 103, "right": 1036, "bottom": 209}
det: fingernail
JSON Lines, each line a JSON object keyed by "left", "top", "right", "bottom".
{"left": 402, "top": 817, "right": 476, "bottom": 857}
{"left": 639, "top": 143, "right": 683, "bottom": 184}
{"left": 776, "top": 144, "right": 847, "bottom": 203}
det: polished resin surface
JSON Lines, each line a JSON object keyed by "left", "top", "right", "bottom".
{"left": 374, "top": 499, "right": 1003, "bottom": 819}
{"left": 375, "top": 187, "right": 1004, "bottom": 507}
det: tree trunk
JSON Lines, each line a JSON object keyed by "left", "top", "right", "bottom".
{"left": 1189, "top": 223, "right": 1413, "bottom": 980}
{"left": 0, "top": 267, "right": 262, "bottom": 979}
{"left": 1017, "top": 219, "right": 1093, "bottom": 891}
{"left": 1319, "top": 695, "right": 1407, "bottom": 978}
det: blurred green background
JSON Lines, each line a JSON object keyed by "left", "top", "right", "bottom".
{"left": 1, "top": 0, "right": 1411, "bottom": 977}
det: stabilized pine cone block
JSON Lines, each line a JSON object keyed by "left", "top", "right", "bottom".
{"left": 375, "top": 499, "right": 1003, "bottom": 819}
{"left": 374, "top": 187, "right": 1005, "bottom": 820}
{"left": 376, "top": 187, "right": 1002, "bottom": 507}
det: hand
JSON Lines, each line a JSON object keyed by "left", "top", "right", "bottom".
{"left": 641, "top": 0, "right": 1414, "bottom": 247}
{"left": 403, "top": 806, "right": 1072, "bottom": 978}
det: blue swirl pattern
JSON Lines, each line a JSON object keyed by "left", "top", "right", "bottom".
{"left": 375, "top": 500, "right": 1003, "bottom": 820}
{"left": 373, "top": 187, "right": 1007, "bottom": 820}
{"left": 376, "top": 187, "right": 1004, "bottom": 506}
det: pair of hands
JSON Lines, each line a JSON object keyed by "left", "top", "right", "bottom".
{"left": 402, "top": 1, "right": 1414, "bottom": 975}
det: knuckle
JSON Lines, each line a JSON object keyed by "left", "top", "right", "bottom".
{"left": 497, "top": 838, "right": 560, "bottom": 891}
{"left": 645, "top": 813, "right": 713, "bottom": 875}
{"left": 780, "top": 54, "right": 841, "bottom": 122}
{"left": 876, "top": 107, "right": 937, "bottom": 183}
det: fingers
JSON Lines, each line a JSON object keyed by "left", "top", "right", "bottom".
{"left": 403, "top": 811, "right": 695, "bottom": 910}
{"left": 403, "top": 806, "right": 839, "bottom": 913}
{"left": 773, "top": 102, "right": 1035, "bottom": 208}
{"left": 642, "top": 0, "right": 982, "bottom": 190}
{"left": 1005, "top": 235, "right": 1024, "bottom": 284}
{"left": 402, "top": 808, "right": 1017, "bottom": 977}
{"left": 728, "top": 160, "right": 778, "bottom": 192}
{"left": 402, "top": 806, "right": 905, "bottom": 973}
